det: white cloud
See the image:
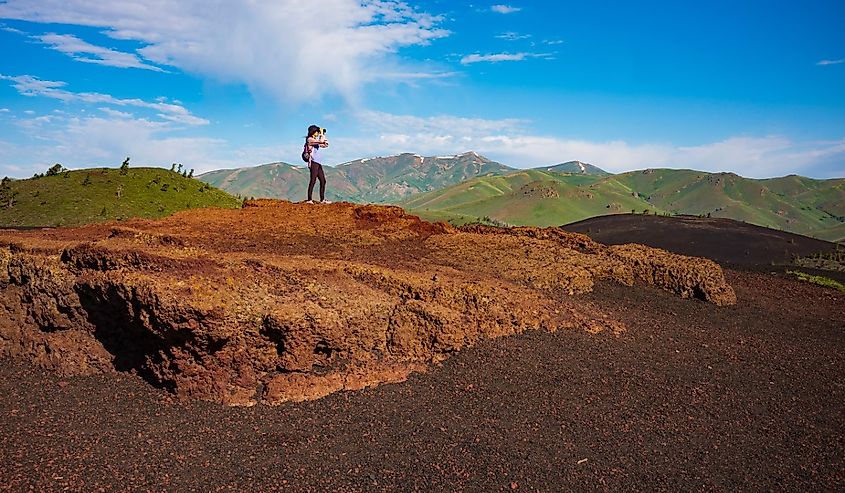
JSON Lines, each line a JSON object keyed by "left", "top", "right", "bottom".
{"left": 35, "top": 33, "right": 165, "bottom": 71}
{"left": 327, "top": 111, "right": 845, "bottom": 178}
{"left": 460, "top": 52, "right": 551, "bottom": 64}
{"left": 0, "top": 108, "right": 9, "bottom": 112}
{"left": 371, "top": 70, "right": 459, "bottom": 82}
{"left": 0, "top": 0, "right": 449, "bottom": 104}
{"left": 1, "top": 111, "right": 235, "bottom": 175}
{"left": 0, "top": 74, "right": 208, "bottom": 125}
{"left": 98, "top": 107, "right": 133, "bottom": 118}
{"left": 817, "top": 59, "right": 843, "bottom": 66}
{"left": 496, "top": 32, "right": 531, "bottom": 41}
{"left": 0, "top": 25, "right": 25, "bottom": 34}
{"left": 2, "top": 104, "right": 842, "bottom": 180}
{"left": 491, "top": 5, "right": 521, "bottom": 14}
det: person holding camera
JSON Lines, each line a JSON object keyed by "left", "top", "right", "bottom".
{"left": 303, "top": 124, "right": 331, "bottom": 204}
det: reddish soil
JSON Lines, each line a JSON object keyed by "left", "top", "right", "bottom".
{"left": 0, "top": 201, "right": 733, "bottom": 405}
{"left": 1, "top": 269, "right": 842, "bottom": 491}
{"left": 1, "top": 202, "right": 842, "bottom": 490}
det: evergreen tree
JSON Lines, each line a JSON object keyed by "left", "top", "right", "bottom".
{"left": 120, "top": 157, "right": 130, "bottom": 175}
{"left": 0, "top": 178, "right": 17, "bottom": 208}
{"left": 46, "top": 163, "right": 65, "bottom": 176}
{"left": 188, "top": 169, "right": 194, "bottom": 178}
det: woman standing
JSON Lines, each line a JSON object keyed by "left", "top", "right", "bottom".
{"left": 304, "top": 125, "right": 331, "bottom": 204}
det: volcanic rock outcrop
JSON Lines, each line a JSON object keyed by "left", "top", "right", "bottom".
{"left": 0, "top": 201, "right": 735, "bottom": 405}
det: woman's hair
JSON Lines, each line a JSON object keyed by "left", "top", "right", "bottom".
{"left": 307, "top": 125, "right": 320, "bottom": 138}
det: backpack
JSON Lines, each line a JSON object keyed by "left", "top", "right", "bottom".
{"left": 301, "top": 142, "right": 312, "bottom": 163}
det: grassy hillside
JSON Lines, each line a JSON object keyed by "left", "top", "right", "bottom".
{"left": 606, "top": 170, "right": 845, "bottom": 239}
{"left": 404, "top": 170, "right": 660, "bottom": 227}
{"left": 198, "top": 162, "right": 321, "bottom": 203}
{"left": 402, "top": 168, "right": 845, "bottom": 241}
{"left": 198, "top": 152, "right": 516, "bottom": 204}
{"left": 0, "top": 167, "right": 242, "bottom": 227}
{"left": 335, "top": 152, "right": 515, "bottom": 203}
{"left": 818, "top": 222, "right": 845, "bottom": 243}
{"left": 536, "top": 161, "right": 610, "bottom": 176}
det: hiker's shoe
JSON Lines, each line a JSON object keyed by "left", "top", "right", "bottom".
{"left": 320, "top": 200, "right": 332, "bottom": 204}
{"left": 305, "top": 200, "right": 315, "bottom": 204}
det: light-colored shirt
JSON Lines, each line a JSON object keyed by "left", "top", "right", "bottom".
{"left": 310, "top": 141, "right": 320, "bottom": 163}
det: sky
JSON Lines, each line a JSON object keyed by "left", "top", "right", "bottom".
{"left": 0, "top": 0, "right": 843, "bottom": 178}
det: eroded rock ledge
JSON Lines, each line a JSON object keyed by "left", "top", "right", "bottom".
{"left": 0, "top": 201, "right": 735, "bottom": 405}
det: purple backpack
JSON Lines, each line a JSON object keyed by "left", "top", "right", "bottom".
{"left": 301, "top": 142, "right": 312, "bottom": 163}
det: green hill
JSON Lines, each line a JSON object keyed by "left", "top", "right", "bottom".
{"left": 335, "top": 151, "right": 515, "bottom": 203}
{"left": 0, "top": 167, "right": 242, "bottom": 227}
{"left": 605, "top": 169, "right": 845, "bottom": 239}
{"left": 817, "top": 222, "right": 845, "bottom": 243}
{"left": 403, "top": 170, "right": 659, "bottom": 227}
{"left": 536, "top": 161, "right": 610, "bottom": 176}
{"left": 198, "top": 162, "right": 313, "bottom": 202}
{"left": 402, "top": 168, "right": 845, "bottom": 241}
{"left": 198, "top": 152, "right": 515, "bottom": 204}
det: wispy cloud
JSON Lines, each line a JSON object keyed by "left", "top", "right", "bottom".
{"left": 461, "top": 52, "right": 551, "bottom": 64}
{"left": 330, "top": 111, "right": 845, "bottom": 179}
{"left": 0, "top": 0, "right": 449, "bottom": 105}
{"left": 373, "top": 71, "right": 459, "bottom": 81}
{"left": 1, "top": 111, "right": 234, "bottom": 175}
{"left": 817, "top": 59, "right": 844, "bottom": 66}
{"left": 98, "top": 107, "right": 133, "bottom": 118}
{"left": 0, "top": 23, "right": 25, "bottom": 34}
{"left": 2, "top": 107, "right": 844, "bottom": 179}
{"left": 0, "top": 74, "right": 208, "bottom": 125}
{"left": 496, "top": 32, "right": 531, "bottom": 41}
{"left": 491, "top": 5, "right": 521, "bottom": 14}
{"left": 35, "top": 33, "right": 165, "bottom": 71}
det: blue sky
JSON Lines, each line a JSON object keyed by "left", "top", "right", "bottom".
{"left": 0, "top": 0, "right": 843, "bottom": 178}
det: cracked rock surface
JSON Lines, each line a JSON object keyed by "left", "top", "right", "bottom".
{"left": 0, "top": 200, "right": 734, "bottom": 405}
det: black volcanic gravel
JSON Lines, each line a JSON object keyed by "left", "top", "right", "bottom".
{"left": 562, "top": 214, "right": 838, "bottom": 268}
{"left": 1, "top": 270, "right": 843, "bottom": 492}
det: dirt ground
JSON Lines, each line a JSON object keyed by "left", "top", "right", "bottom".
{"left": 1, "top": 205, "right": 843, "bottom": 490}
{"left": 1, "top": 266, "right": 842, "bottom": 491}
{"left": 0, "top": 202, "right": 736, "bottom": 406}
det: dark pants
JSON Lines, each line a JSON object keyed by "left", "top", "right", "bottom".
{"left": 308, "top": 161, "right": 326, "bottom": 201}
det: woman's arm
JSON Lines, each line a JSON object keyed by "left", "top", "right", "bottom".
{"left": 307, "top": 136, "right": 329, "bottom": 147}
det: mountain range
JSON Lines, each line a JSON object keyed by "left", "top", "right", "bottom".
{"left": 199, "top": 152, "right": 525, "bottom": 204}
{"left": 198, "top": 152, "right": 845, "bottom": 242}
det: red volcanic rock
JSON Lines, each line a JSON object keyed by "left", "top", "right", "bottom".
{"left": 0, "top": 201, "right": 735, "bottom": 405}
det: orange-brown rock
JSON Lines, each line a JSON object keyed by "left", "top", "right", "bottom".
{"left": 0, "top": 201, "right": 735, "bottom": 405}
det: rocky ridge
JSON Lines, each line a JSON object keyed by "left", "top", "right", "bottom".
{"left": 0, "top": 201, "right": 735, "bottom": 405}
